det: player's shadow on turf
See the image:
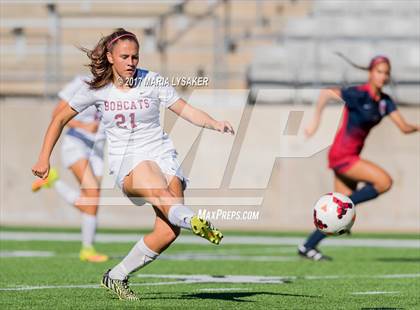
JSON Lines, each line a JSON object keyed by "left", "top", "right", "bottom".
{"left": 179, "top": 291, "right": 320, "bottom": 302}
{"left": 376, "top": 257, "right": 420, "bottom": 263}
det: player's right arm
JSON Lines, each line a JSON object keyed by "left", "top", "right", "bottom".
{"left": 54, "top": 76, "right": 99, "bottom": 133}
{"left": 305, "top": 88, "right": 342, "bottom": 137}
{"left": 52, "top": 100, "right": 98, "bottom": 133}
{"left": 32, "top": 104, "right": 79, "bottom": 179}
{"left": 33, "top": 81, "right": 94, "bottom": 179}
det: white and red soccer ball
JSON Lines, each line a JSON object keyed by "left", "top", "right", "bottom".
{"left": 313, "top": 192, "right": 356, "bottom": 235}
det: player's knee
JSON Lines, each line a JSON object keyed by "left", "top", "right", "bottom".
{"left": 383, "top": 176, "right": 393, "bottom": 193}
{"left": 375, "top": 176, "right": 393, "bottom": 193}
{"left": 84, "top": 188, "right": 100, "bottom": 197}
{"left": 152, "top": 189, "right": 175, "bottom": 208}
{"left": 76, "top": 189, "right": 100, "bottom": 210}
{"left": 82, "top": 205, "right": 98, "bottom": 215}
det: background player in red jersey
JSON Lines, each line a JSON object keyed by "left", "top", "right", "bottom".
{"left": 298, "top": 55, "right": 420, "bottom": 261}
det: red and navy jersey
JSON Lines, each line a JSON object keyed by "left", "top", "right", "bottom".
{"left": 328, "top": 84, "right": 397, "bottom": 164}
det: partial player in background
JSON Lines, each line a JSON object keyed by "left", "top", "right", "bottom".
{"left": 298, "top": 55, "right": 419, "bottom": 261}
{"left": 32, "top": 76, "right": 108, "bottom": 263}
{"left": 32, "top": 28, "right": 235, "bottom": 300}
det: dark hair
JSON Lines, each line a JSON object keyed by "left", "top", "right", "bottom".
{"left": 81, "top": 28, "right": 139, "bottom": 89}
{"left": 334, "top": 52, "right": 391, "bottom": 72}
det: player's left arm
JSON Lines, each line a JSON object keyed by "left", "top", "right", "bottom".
{"left": 168, "top": 98, "right": 235, "bottom": 135}
{"left": 389, "top": 110, "right": 419, "bottom": 134}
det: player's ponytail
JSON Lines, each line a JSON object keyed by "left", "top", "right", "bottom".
{"left": 81, "top": 28, "right": 139, "bottom": 89}
{"left": 334, "top": 52, "right": 391, "bottom": 72}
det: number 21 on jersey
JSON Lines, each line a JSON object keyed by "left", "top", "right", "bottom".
{"left": 114, "top": 113, "right": 137, "bottom": 129}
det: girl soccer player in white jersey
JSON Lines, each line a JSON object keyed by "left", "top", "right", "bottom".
{"left": 32, "top": 75, "right": 108, "bottom": 263}
{"left": 32, "top": 28, "right": 234, "bottom": 300}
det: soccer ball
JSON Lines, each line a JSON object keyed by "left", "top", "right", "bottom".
{"left": 313, "top": 192, "right": 356, "bottom": 235}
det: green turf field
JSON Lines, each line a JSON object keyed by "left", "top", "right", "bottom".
{"left": 1, "top": 228, "right": 419, "bottom": 309}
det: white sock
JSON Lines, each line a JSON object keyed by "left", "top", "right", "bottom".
{"left": 109, "top": 238, "right": 159, "bottom": 280}
{"left": 81, "top": 213, "right": 97, "bottom": 248}
{"left": 167, "top": 204, "right": 194, "bottom": 230}
{"left": 54, "top": 180, "right": 80, "bottom": 205}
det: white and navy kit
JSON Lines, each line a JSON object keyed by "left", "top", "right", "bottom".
{"left": 68, "top": 69, "right": 186, "bottom": 189}
{"left": 58, "top": 76, "right": 106, "bottom": 176}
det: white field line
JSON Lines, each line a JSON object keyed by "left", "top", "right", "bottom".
{"left": 0, "top": 281, "right": 183, "bottom": 292}
{"left": 158, "top": 253, "right": 298, "bottom": 262}
{"left": 0, "top": 250, "right": 298, "bottom": 262}
{"left": 351, "top": 291, "right": 400, "bottom": 295}
{"left": 0, "top": 251, "right": 55, "bottom": 257}
{"left": 1, "top": 232, "right": 419, "bottom": 248}
{"left": 1, "top": 273, "right": 418, "bottom": 292}
{"left": 137, "top": 273, "right": 420, "bottom": 281}
{"left": 199, "top": 288, "right": 251, "bottom": 292}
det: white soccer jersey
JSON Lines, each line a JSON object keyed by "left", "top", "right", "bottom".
{"left": 59, "top": 75, "right": 105, "bottom": 141}
{"left": 68, "top": 69, "right": 181, "bottom": 182}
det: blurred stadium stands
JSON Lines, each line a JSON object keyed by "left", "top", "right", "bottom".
{"left": 1, "top": 0, "right": 311, "bottom": 96}
{"left": 248, "top": 0, "right": 420, "bottom": 104}
{"left": 311, "top": 0, "right": 420, "bottom": 16}
{"left": 1, "top": 0, "right": 418, "bottom": 105}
